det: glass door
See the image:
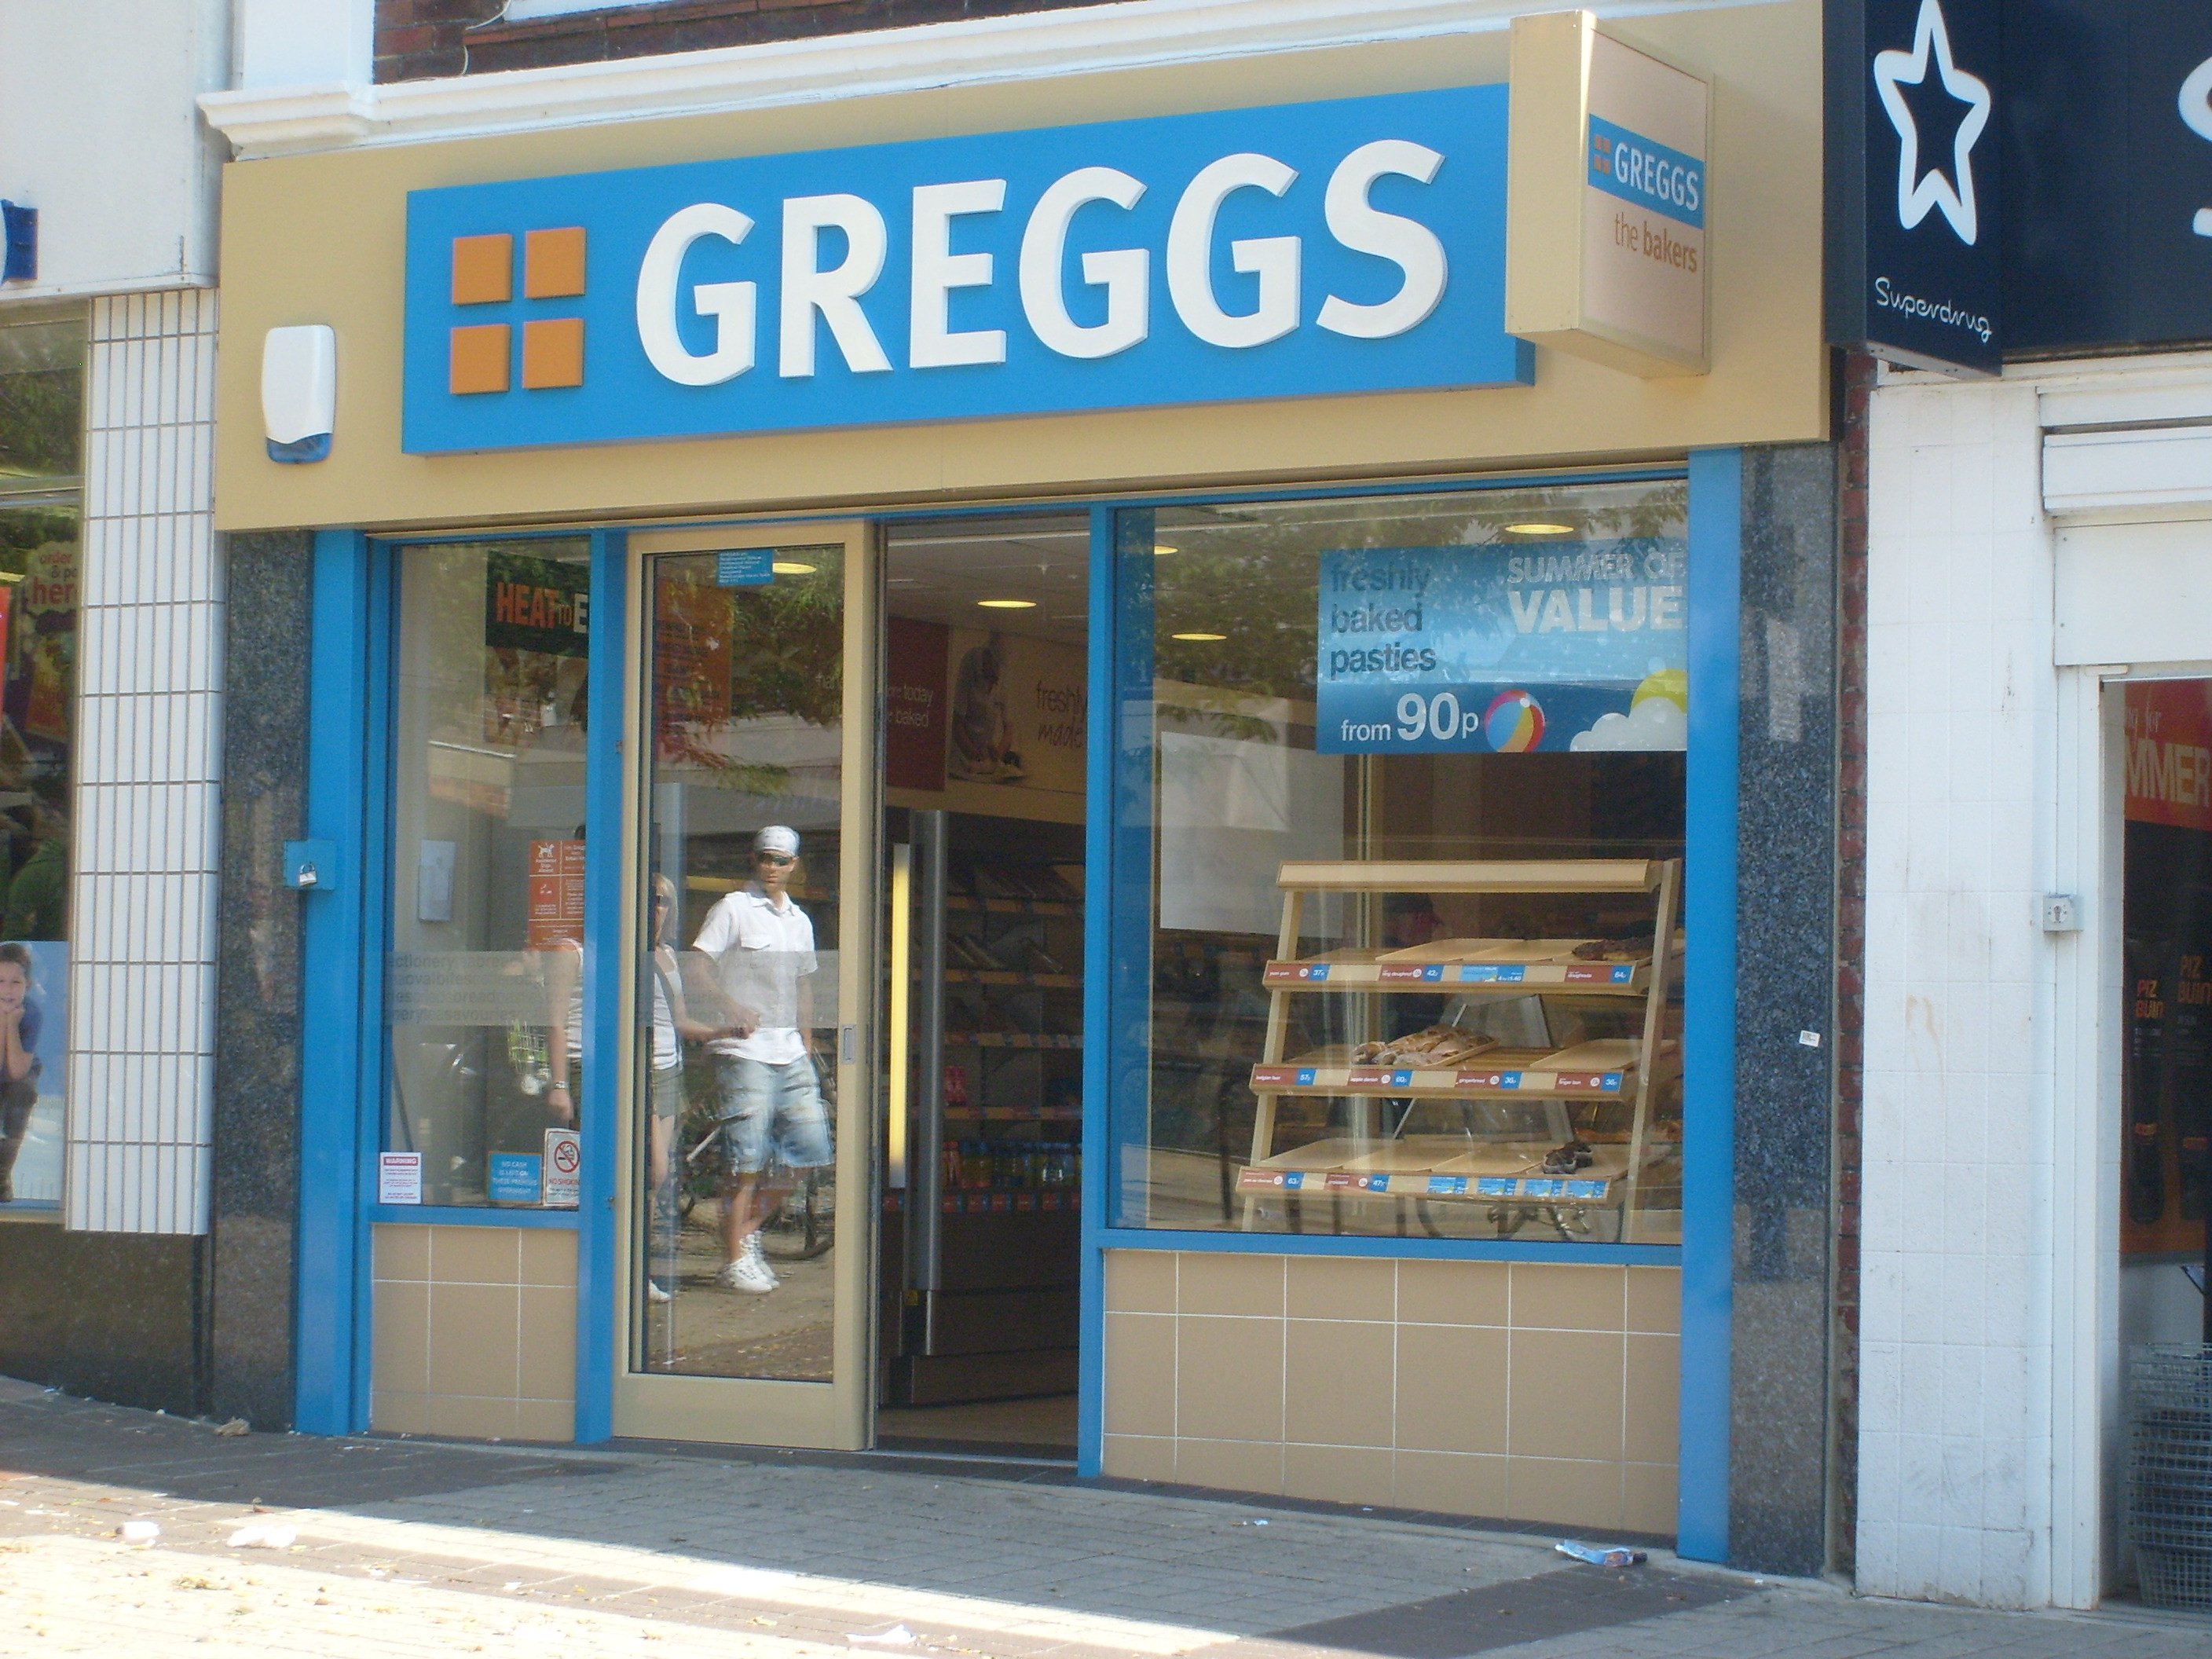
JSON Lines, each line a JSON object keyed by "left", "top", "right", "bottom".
{"left": 613, "top": 522, "right": 876, "bottom": 1448}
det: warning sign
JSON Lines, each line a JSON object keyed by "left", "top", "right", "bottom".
{"left": 377, "top": 1152, "right": 423, "bottom": 1205}
{"left": 527, "top": 839, "right": 586, "bottom": 948}
{"left": 544, "top": 1127, "right": 581, "bottom": 1209}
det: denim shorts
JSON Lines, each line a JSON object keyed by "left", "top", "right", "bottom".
{"left": 650, "top": 1064, "right": 684, "bottom": 1122}
{"left": 713, "top": 1054, "right": 833, "bottom": 1176}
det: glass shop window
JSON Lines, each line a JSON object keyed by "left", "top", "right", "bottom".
{"left": 1119, "top": 482, "right": 1688, "bottom": 1245}
{"left": 383, "top": 540, "right": 591, "bottom": 1210}
{"left": 0, "top": 309, "right": 83, "bottom": 1214}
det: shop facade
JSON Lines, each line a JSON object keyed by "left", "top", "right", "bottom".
{"left": 0, "top": 2, "right": 247, "bottom": 1412}
{"left": 1848, "top": 0, "right": 2212, "bottom": 1615}
{"left": 204, "top": 0, "right": 1844, "bottom": 1568}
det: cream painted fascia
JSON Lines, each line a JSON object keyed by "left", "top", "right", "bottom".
{"left": 200, "top": 0, "right": 1772, "bottom": 159}
{"left": 211, "top": 0, "right": 1826, "bottom": 532}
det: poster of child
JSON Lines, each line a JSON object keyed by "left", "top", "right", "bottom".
{"left": 947, "top": 638, "right": 1024, "bottom": 782}
{"left": 0, "top": 939, "right": 66, "bottom": 1208}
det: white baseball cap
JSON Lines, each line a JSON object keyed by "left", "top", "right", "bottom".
{"left": 753, "top": 825, "right": 800, "bottom": 858}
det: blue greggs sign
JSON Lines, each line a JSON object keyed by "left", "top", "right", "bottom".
{"left": 401, "top": 87, "right": 1528, "bottom": 454}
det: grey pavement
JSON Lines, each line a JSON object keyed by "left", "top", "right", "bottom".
{"left": 2, "top": 1377, "right": 2208, "bottom": 1657}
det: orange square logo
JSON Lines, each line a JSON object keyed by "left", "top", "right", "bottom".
{"left": 450, "top": 234, "right": 513, "bottom": 306}
{"left": 521, "top": 317, "right": 584, "bottom": 390}
{"left": 449, "top": 324, "right": 511, "bottom": 394}
{"left": 524, "top": 226, "right": 588, "bottom": 299}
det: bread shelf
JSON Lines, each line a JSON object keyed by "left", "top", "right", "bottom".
{"left": 1262, "top": 950, "right": 1670, "bottom": 995}
{"left": 1235, "top": 1133, "right": 1637, "bottom": 1202}
{"left": 1276, "top": 858, "right": 1666, "bottom": 895}
{"left": 1248, "top": 1042, "right": 1678, "bottom": 1101}
{"left": 943, "top": 968, "right": 1080, "bottom": 988}
{"left": 945, "top": 895, "right": 1080, "bottom": 917}
{"left": 1242, "top": 857, "right": 1681, "bottom": 1243}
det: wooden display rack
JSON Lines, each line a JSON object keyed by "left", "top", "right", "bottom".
{"left": 1240, "top": 858, "right": 1682, "bottom": 1241}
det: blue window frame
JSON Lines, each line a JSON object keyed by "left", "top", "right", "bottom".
{"left": 294, "top": 529, "right": 625, "bottom": 1437}
{"left": 294, "top": 464, "right": 1738, "bottom": 1553}
{"left": 1086, "top": 481, "right": 1695, "bottom": 1262}
{"left": 1071, "top": 467, "right": 1739, "bottom": 1563}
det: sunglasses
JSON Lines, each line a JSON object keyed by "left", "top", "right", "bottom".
{"left": 755, "top": 851, "right": 795, "bottom": 866}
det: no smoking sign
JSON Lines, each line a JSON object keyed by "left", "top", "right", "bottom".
{"left": 544, "top": 1128, "right": 581, "bottom": 1208}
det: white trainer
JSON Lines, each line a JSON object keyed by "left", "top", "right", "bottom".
{"left": 742, "top": 1232, "right": 781, "bottom": 1287}
{"left": 717, "top": 1253, "right": 777, "bottom": 1295}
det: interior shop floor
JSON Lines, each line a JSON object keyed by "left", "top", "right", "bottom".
{"left": 5, "top": 1376, "right": 2211, "bottom": 1658}
{"left": 877, "top": 1394, "right": 1079, "bottom": 1457}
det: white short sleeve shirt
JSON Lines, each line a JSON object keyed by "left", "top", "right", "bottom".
{"left": 693, "top": 884, "right": 818, "bottom": 1065}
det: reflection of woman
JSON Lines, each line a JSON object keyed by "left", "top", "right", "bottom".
{"left": 643, "top": 873, "right": 727, "bottom": 1302}
{"left": 0, "top": 943, "right": 45, "bottom": 1203}
{"left": 541, "top": 937, "right": 581, "bottom": 1130}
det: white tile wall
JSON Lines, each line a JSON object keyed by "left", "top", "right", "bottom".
{"left": 1859, "top": 372, "right": 2054, "bottom": 1608}
{"left": 64, "top": 289, "right": 221, "bottom": 1236}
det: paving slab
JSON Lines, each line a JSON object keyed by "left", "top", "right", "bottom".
{"left": 4, "top": 1378, "right": 2212, "bottom": 1657}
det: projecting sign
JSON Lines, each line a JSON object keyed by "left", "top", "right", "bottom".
{"left": 402, "top": 88, "right": 1529, "bottom": 454}
{"left": 2001, "top": 1, "right": 2212, "bottom": 353}
{"left": 1314, "top": 540, "right": 1688, "bottom": 756}
{"left": 1506, "top": 11, "right": 1711, "bottom": 376}
{"left": 1828, "top": 0, "right": 2001, "bottom": 374}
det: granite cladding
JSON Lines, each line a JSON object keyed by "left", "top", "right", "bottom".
{"left": 1729, "top": 442, "right": 1840, "bottom": 1576}
{"left": 0, "top": 1229, "right": 202, "bottom": 1411}
{"left": 207, "top": 532, "right": 314, "bottom": 1426}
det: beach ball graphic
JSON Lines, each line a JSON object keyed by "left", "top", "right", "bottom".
{"left": 1484, "top": 690, "right": 1544, "bottom": 752}
{"left": 1632, "top": 668, "right": 1688, "bottom": 713}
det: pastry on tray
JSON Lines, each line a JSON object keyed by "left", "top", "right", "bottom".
{"left": 1569, "top": 937, "right": 1653, "bottom": 962}
{"left": 1468, "top": 938, "right": 1595, "bottom": 964}
{"left": 1352, "top": 1025, "right": 1499, "bottom": 1067}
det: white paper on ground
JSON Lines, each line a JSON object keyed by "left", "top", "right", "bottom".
{"left": 227, "top": 1523, "right": 298, "bottom": 1549}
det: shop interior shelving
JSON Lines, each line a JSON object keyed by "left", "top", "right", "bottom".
{"left": 890, "top": 815, "right": 1085, "bottom": 1406}
{"left": 1240, "top": 858, "right": 1682, "bottom": 1243}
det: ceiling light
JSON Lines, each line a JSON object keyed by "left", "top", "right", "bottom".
{"left": 1504, "top": 522, "right": 1575, "bottom": 537}
{"left": 1153, "top": 543, "right": 1178, "bottom": 556}
{"left": 978, "top": 598, "right": 1036, "bottom": 609}
{"left": 1172, "top": 631, "right": 1227, "bottom": 642}
{"left": 771, "top": 559, "right": 818, "bottom": 575}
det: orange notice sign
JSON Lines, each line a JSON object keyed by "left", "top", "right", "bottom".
{"left": 2125, "top": 682, "right": 2212, "bottom": 831}
{"left": 527, "top": 838, "right": 586, "bottom": 946}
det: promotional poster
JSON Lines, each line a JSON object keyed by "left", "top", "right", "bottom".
{"left": 1314, "top": 540, "right": 1689, "bottom": 755}
{"left": 0, "top": 939, "right": 68, "bottom": 1208}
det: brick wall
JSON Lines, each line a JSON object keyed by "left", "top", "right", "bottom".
{"left": 375, "top": 0, "right": 1119, "bottom": 82}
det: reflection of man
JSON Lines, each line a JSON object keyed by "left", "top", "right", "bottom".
{"left": 694, "top": 826, "right": 833, "bottom": 1295}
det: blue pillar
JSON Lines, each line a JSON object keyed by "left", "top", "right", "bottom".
{"left": 294, "top": 529, "right": 378, "bottom": 1436}
{"left": 574, "top": 529, "right": 627, "bottom": 1441}
{"left": 1679, "top": 449, "right": 1741, "bottom": 1562}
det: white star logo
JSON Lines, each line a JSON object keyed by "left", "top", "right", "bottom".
{"left": 1873, "top": 0, "right": 1992, "bottom": 245}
